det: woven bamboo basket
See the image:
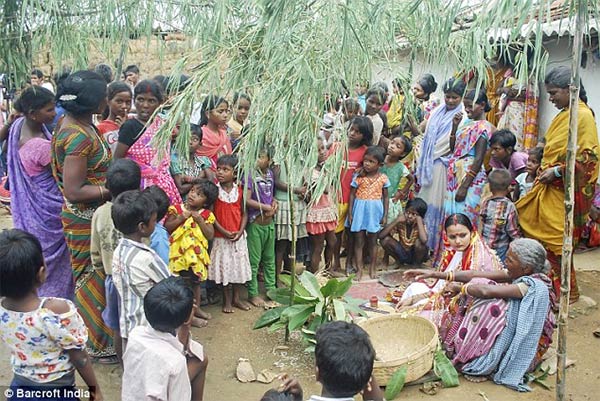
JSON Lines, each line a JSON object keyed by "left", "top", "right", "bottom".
{"left": 359, "top": 314, "right": 438, "bottom": 385}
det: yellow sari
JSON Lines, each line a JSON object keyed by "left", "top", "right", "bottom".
{"left": 516, "top": 101, "right": 599, "bottom": 300}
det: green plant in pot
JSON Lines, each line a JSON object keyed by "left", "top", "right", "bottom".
{"left": 253, "top": 271, "right": 366, "bottom": 351}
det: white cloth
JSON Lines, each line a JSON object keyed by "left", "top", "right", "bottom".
{"left": 367, "top": 113, "right": 383, "bottom": 146}
{"left": 122, "top": 325, "right": 199, "bottom": 401}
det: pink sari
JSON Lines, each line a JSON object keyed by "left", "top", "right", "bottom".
{"left": 127, "top": 114, "right": 182, "bottom": 204}
{"left": 197, "top": 125, "right": 232, "bottom": 169}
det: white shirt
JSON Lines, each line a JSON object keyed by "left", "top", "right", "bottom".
{"left": 367, "top": 113, "right": 383, "bottom": 146}
{"left": 122, "top": 326, "right": 192, "bottom": 401}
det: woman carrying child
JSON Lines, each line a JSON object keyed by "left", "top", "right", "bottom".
{"left": 209, "top": 155, "right": 253, "bottom": 313}
{"left": 171, "top": 124, "right": 215, "bottom": 198}
{"left": 444, "top": 89, "right": 494, "bottom": 229}
{"left": 165, "top": 180, "right": 219, "bottom": 327}
{"left": 97, "top": 82, "right": 132, "bottom": 153}
{"left": 347, "top": 146, "right": 390, "bottom": 280}
{"left": 7, "top": 86, "right": 73, "bottom": 299}
{"left": 0, "top": 229, "right": 103, "bottom": 400}
{"left": 306, "top": 138, "right": 338, "bottom": 272}
{"left": 114, "top": 79, "right": 182, "bottom": 204}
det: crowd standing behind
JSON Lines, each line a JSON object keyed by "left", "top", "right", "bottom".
{"left": 0, "top": 61, "right": 598, "bottom": 400}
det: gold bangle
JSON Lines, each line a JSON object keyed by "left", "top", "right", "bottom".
{"left": 461, "top": 283, "right": 470, "bottom": 296}
{"left": 98, "top": 186, "right": 105, "bottom": 201}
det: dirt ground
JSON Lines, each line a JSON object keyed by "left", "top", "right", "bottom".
{"left": 0, "top": 208, "right": 599, "bottom": 401}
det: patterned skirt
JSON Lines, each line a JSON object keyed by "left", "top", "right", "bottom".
{"left": 274, "top": 199, "right": 308, "bottom": 241}
{"left": 61, "top": 209, "right": 114, "bottom": 358}
{"left": 209, "top": 236, "right": 252, "bottom": 285}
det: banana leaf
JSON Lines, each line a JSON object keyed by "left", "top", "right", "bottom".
{"left": 384, "top": 365, "right": 408, "bottom": 400}
{"left": 288, "top": 305, "right": 315, "bottom": 331}
{"left": 433, "top": 348, "right": 459, "bottom": 388}
{"left": 298, "top": 271, "right": 324, "bottom": 300}
{"left": 253, "top": 306, "right": 286, "bottom": 329}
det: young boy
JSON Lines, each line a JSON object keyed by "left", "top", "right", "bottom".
{"left": 245, "top": 149, "right": 278, "bottom": 307}
{"left": 479, "top": 169, "right": 521, "bottom": 262}
{"left": 111, "top": 190, "right": 170, "bottom": 346}
{"left": 488, "top": 129, "right": 529, "bottom": 179}
{"left": 122, "top": 277, "right": 207, "bottom": 401}
{"left": 145, "top": 185, "right": 171, "bottom": 264}
{"left": 90, "top": 158, "right": 141, "bottom": 363}
{"left": 171, "top": 124, "right": 215, "bottom": 198}
{"left": 379, "top": 198, "right": 429, "bottom": 266}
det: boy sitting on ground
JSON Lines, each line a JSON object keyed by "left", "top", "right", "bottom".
{"left": 378, "top": 198, "right": 429, "bottom": 266}
{"left": 122, "top": 277, "right": 208, "bottom": 401}
{"left": 263, "top": 321, "right": 383, "bottom": 401}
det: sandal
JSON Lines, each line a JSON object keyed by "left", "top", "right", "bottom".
{"left": 92, "top": 355, "right": 119, "bottom": 365}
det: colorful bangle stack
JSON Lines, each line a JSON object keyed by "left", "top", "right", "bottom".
{"left": 461, "top": 283, "right": 470, "bottom": 296}
{"left": 445, "top": 271, "right": 454, "bottom": 282}
{"left": 466, "top": 169, "right": 477, "bottom": 179}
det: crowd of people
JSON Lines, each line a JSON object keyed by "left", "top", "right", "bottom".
{"left": 0, "top": 58, "right": 598, "bottom": 400}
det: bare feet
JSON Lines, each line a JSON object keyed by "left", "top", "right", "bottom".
{"left": 232, "top": 300, "right": 252, "bottom": 311}
{"left": 195, "top": 308, "right": 212, "bottom": 320}
{"left": 249, "top": 296, "right": 265, "bottom": 307}
{"left": 222, "top": 302, "right": 235, "bottom": 313}
{"left": 191, "top": 317, "right": 208, "bottom": 328}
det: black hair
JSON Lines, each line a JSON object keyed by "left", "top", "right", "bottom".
{"left": 349, "top": 116, "right": 373, "bottom": 146}
{"left": 488, "top": 168, "right": 512, "bottom": 192}
{"left": 417, "top": 74, "right": 438, "bottom": 96}
{"left": 56, "top": 70, "right": 107, "bottom": 116}
{"left": 107, "top": 81, "right": 132, "bottom": 100}
{"left": 134, "top": 79, "right": 164, "bottom": 103}
{"left": 528, "top": 146, "right": 544, "bottom": 163}
{"left": 152, "top": 75, "right": 168, "bottom": 91}
{"left": 53, "top": 67, "right": 71, "bottom": 92}
{"left": 160, "top": 74, "right": 190, "bottom": 96}
{"left": 544, "top": 65, "right": 588, "bottom": 104}
{"left": 315, "top": 321, "right": 375, "bottom": 398}
{"left": 190, "top": 124, "right": 203, "bottom": 141}
{"left": 260, "top": 389, "right": 294, "bottom": 401}
{"left": 444, "top": 213, "right": 473, "bottom": 231}
{"left": 0, "top": 229, "right": 44, "bottom": 298}
{"left": 143, "top": 185, "right": 170, "bottom": 222}
{"left": 365, "top": 86, "right": 386, "bottom": 105}
{"left": 190, "top": 179, "right": 219, "bottom": 208}
{"left": 464, "top": 89, "right": 491, "bottom": 112}
{"left": 373, "top": 81, "right": 389, "bottom": 94}
{"left": 392, "top": 134, "right": 413, "bottom": 156}
{"left": 364, "top": 145, "right": 386, "bottom": 164}
{"left": 124, "top": 64, "right": 140, "bottom": 75}
{"left": 144, "top": 276, "right": 194, "bottom": 332}
{"left": 442, "top": 77, "right": 467, "bottom": 97}
{"left": 489, "top": 129, "right": 516, "bottom": 149}
{"left": 342, "top": 98, "right": 360, "bottom": 114}
{"left": 106, "top": 159, "right": 141, "bottom": 198}
{"left": 198, "top": 95, "right": 229, "bottom": 127}
{"left": 31, "top": 69, "right": 44, "bottom": 79}
{"left": 94, "top": 63, "right": 113, "bottom": 84}
{"left": 406, "top": 198, "right": 428, "bottom": 218}
{"left": 233, "top": 92, "right": 251, "bottom": 105}
{"left": 217, "top": 154, "right": 238, "bottom": 169}
{"left": 111, "top": 190, "right": 157, "bottom": 235}
{"left": 13, "top": 86, "right": 55, "bottom": 115}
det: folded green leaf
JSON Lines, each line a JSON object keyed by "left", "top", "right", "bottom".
{"left": 433, "top": 348, "right": 459, "bottom": 388}
{"left": 332, "top": 299, "right": 347, "bottom": 321}
{"left": 288, "top": 305, "right": 314, "bottom": 331}
{"left": 384, "top": 365, "right": 408, "bottom": 400}
{"left": 298, "top": 271, "right": 324, "bottom": 300}
{"left": 253, "top": 306, "right": 286, "bottom": 329}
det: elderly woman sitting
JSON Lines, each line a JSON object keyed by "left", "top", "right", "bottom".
{"left": 404, "top": 238, "right": 556, "bottom": 391}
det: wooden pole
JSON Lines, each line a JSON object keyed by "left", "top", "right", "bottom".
{"left": 285, "top": 158, "right": 297, "bottom": 342}
{"left": 556, "top": 2, "right": 584, "bottom": 400}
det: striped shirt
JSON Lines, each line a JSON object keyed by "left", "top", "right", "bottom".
{"left": 112, "top": 238, "right": 170, "bottom": 338}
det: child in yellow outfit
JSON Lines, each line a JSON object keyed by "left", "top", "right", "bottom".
{"left": 165, "top": 179, "right": 218, "bottom": 327}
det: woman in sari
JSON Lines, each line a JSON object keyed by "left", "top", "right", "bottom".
{"left": 400, "top": 213, "right": 503, "bottom": 312}
{"left": 51, "top": 70, "right": 116, "bottom": 362}
{"left": 412, "top": 238, "right": 556, "bottom": 391}
{"left": 114, "top": 80, "right": 182, "bottom": 204}
{"left": 416, "top": 78, "right": 465, "bottom": 261}
{"left": 197, "top": 95, "right": 233, "bottom": 168}
{"left": 496, "top": 74, "right": 539, "bottom": 151}
{"left": 516, "top": 66, "right": 599, "bottom": 303}
{"left": 444, "top": 89, "right": 493, "bottom": 227}
{"left": 6, "top": 86, "right": 73, "bottom": 299}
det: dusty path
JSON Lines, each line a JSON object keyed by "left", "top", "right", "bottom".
{"left": 0, "top": 208, "right": 598, "bottom": 400}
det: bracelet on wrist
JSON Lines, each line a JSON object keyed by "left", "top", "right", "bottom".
{"left": 554, "top": 166, "right": 562, "bottom": 178}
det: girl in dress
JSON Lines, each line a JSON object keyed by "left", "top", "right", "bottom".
{"left": 347, "top": 146, "right": 390, "bottom": 280}
{"left": 0, "top": 229, "right": 103, "bottom": 401}
{"left": 381, "top": 135, "right": 414, "bottom": 222}
{"left": 209, "top": 155, "right": 253, "bottom": 313}
{"left": 227, "top": 93, "right": 251, "bottom": 150}
{"left": 165, "top": 179, "right": 218, "bottom": 327}
{"left": 97, "top": 82, "right": 132, "bottom": 153}
{"left": 197, "top": 95, "right": 233, "bottom": 169}
{"left": 514, "top": 146, "right": 543, "bottom": 200}
{"left": 306, "top": 138, "right": 338, "bottom": 272}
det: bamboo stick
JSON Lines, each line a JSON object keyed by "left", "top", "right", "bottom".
{"left": 285, "top": 158, "right": 297, "bottom": 342}
{"left": 556, "top": 2, "right": 585, "bottom": 400}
